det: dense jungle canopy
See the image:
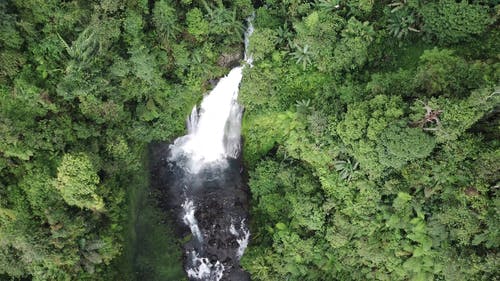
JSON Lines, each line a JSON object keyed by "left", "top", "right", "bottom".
{"left": 0, "top": 0, "right": 498, "bottom": 280}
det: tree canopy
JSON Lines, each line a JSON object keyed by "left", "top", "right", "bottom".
{"left": 0, "top": 0, "right": 498, "bottom": 280}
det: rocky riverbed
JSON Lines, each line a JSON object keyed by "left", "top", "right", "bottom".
{"left": 150, "top": 143, "right": 251, "bottom": 281}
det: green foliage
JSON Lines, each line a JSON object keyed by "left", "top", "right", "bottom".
{"left": 0, "top": 10, "right": 23, "bottom": 50}
{"left": 331, "top": 17, "right": 374, "bottom": 74}
{"left": 202, "top": 0, "right": 245, "bottom": 45}
{"left": 55, "top": 153, "right": 104, "bottom": 211}
{"left": 421, "top": 0, "right": 494, "bottom": 44}
{"left": 1, "top": 0, "right": 499, "bottom": 280}
{"left": 186, "top": 8, "right": 210, "bottom": 41}
{"left": 0, "top": 0, "right": 247, "bottom": 278}
{"left": 242, "top": 111, "right": 298, "bottom": 166}
{"left": 334, "top": 158, "right": 359, "bottom": 181}
{"left": 378, "top": 124, "right": 435, "bottom": 169}
{"left": 239, "top": 61, "right": 285, "bottom": 112}
{"left": 337, "top": 95, "right": 407, "bottom": 177}
{"left": 242, "top": 158, "right": 326, "bottom": 280}
{"left": 346, "top": 0, "right": 374, "bottom": 17}
{"left": 292, "top": 10, "right": 344, "bottom": 72}
{"left": 0, "top": 50, "right": 26, "bottom": 79}
{"left": 316, "top": 0, "right": 341, "bottom": 13}
{"left": 386, "top": 5, "right": 421, "bottom": 40}
{"left": 153, "top": 0, "right": 181, "bottom": 43}
{"left": 414, "top": 48, "right": 486, "bottom": 97}
{"left": 0, "top": 5, "right": 26, "bottom": 81}
{"left": 249, "top": 28, "right": 277, "bottom": 61}
{"left": 241, "top": 15, "right": 498, "bottom": 276}
{"left": 247, "top": 160, "right": 289, "bottom": 222}
{"left": 366, "top": 69, "right": 417, "bottom": 97}
{"left": 291, "top": 43, "right": 313, "bottom": 70}
{"left": 116, "top": 158, "right": 185, "bottom": 281}
{"left": 416, "top": 87, "right": 499, "bottom": 143}
{"left": 275, "top": 22, "right": 294, "bottom": 48}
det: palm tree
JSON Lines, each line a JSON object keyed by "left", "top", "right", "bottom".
{"left": 386, "top": 2, "right": 422, "bottom": 40}
{"left": 334, "top": 158, "right": 359, "bottom": 182}
{"left": 79, "top": 239, "right": 106, "bottom": 273}
{"left": 202, "top": 0, "right": 244, "bottom": 44}
{"left": 295, "top": 99, "right": 311, "bottom": 115}
{"left": 315, "top": 0, "right": 341, "bottom": 12}
{"left": 342, "top": 18, "right": 375, "bottom": 43}
{"left": 275, "top": 22, "right": 293, "bottom": 48}
{"left": 291, "top": 43, "right": 313, "bottom": 70}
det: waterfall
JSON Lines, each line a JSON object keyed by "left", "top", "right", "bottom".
{"left": 169, "top": 67, "right": 243, "bottom": 173}
{"left": 170, "top": 16, "right": 254, "bottom": 175}
{"left": 165, "top": 15, "right": 254, "bottom": 281}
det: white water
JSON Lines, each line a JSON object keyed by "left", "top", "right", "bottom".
{"left": 182, "top": 199, "right": 203, "bottom": 241}
{"left": 170, "top": 16, "right": 253, "bottom": 174}
{"left": 232, "top": 220, "right": 250, "bottom": 260}
{"left": 186, "top": 251, "right": 225, "bottom": 281}
{"left": 172, "top": 15, "right": 254, "bottom": 281}
{"left": 237, "top": 230, "right": 250, "bottom": 259}
{"left": 177, "top": 67, "right": 243, "bottom": 171}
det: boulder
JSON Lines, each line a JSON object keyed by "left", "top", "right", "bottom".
{"left": 217, "top": 51, "right": 243, "bottom": 68}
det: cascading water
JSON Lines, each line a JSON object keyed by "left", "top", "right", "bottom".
{"left": 155, "top": 16, "right": 254, "bottom": 281}
{"left": 169, "top": 66, "right": 245, "bottom": 173}
{"left": 170, "top": 15, "right": 253, "bottom": 174}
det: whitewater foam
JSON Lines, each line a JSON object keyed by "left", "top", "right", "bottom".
{"left": 182, "top": 199, "right": 203, "bottom": 242}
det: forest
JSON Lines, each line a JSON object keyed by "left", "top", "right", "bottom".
{"left": 0, "top": 0, "right": 498, "bottom": 280}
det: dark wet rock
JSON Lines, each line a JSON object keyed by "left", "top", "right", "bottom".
{"left": 217, "top": 51, "right": 243, "bottom": 68}
{"left": 150, "top": 142, "right": 251, "bottom": 281}
{"left": 208, "top": 78, "right": 219, "bottom": 88}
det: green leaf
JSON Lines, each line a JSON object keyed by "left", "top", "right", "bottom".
{"left": 275, "top": 222, "right": 287, "bottom": 230}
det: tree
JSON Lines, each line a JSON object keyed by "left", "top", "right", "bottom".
{"left": 414, "top": 87, "right": 499, "bottom": 143}
{"left": 291, "top": 10, "right": 344, "bottom": 72}
{"left": 413, "top": 48, "right": 485, "bottom": 97}
{"left": 186, "top": 8, "right": 210, "bottom": 41}
{"left": 153, "top": 0, "right": 180, "bottom": 43}
{"left": 334, "top": 158, "right": 359, "bottom": 182}
{"left": 291, "top": 43, "right": 313, "bottom": 70}
{"left": 55, "top": 153, "right": 104, "bottom": 211}
{"left": 0, "top": 4, "right": 25, "bottom": 81}
{"left": 337, "top": 95, "right": 405, "bottom": 177}
{"left": 249, "top": 28, "right": 277, "bottom": 62}
{"left": 202, "top": 0, "right": 244, "bottom": 45}
{"left": 330, "top": 17, "right": 374, "bottom": 74}
{"left": 378, "top": 123, "right": 436, "bottom": 169}
{"left": 386, "top": 5, "right": 421, "bottom": 40}
{"left": 421, "top": 0, "right": 493, "bottom": 44}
